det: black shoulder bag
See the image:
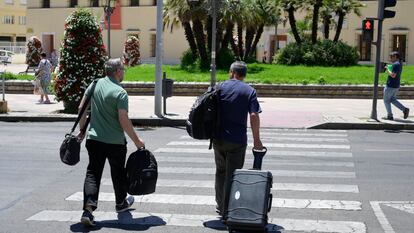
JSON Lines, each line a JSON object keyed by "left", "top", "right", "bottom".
{"left": 59, "top": 80, "right": 98, "bottom": 166}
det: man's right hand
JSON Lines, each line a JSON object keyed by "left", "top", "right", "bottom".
{"left": 253, "top": 139, "right": 263, "bottom": 151}
{"left": 135, "top": 137, "right": 145, "bottom": 150}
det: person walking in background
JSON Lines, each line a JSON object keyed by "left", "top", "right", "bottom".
{"left": 35, "top": 52, "right": 52, "bottom": 104}
{"left": 76, "top": 58, "right": 146, "bottom": 227}
{"left": 213, "top": 61, "right": 263, "bottom": 218}
{"left": 383, "top": 51, "right": 409, "bottom": 120}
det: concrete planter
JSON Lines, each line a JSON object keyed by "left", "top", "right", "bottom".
{"left": 4, "top": 80, "right": 414, "bottom": 99}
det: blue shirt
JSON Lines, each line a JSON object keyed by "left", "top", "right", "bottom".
{"left": 387, "top": 61, "right": 402, "bottom": 88}
{"left": 217, "top": 79, "right": 262, "bottom": 145}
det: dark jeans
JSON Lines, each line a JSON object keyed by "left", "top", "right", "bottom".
{"left": 213, "top": 139, "right": 247, "bottom": 215}
{"left": 83, "top": 139, "right": 127, "bottom": 211}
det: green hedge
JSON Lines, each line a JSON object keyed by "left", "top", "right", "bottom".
{"left": 275, "top": 40, "right": 359, "bottom": 67}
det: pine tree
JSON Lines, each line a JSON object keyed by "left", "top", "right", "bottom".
{"left": 123, "top": 35, "right": 141, "bottom": 67}
{"left": 54, "top": 8, "right": 107, "bottom": 113}
{"left": 26, "top": 36, "right": 42, "bottom": 66}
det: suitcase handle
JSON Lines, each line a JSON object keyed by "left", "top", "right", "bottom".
{"left": 268, "top": 193, "right": 273, "bottom": 212}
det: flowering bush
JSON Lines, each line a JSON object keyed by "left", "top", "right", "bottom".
{"left": 54, "top": 8, "right": 107, "bottom": 113}
{"left": 26, "top": 36, "right": 42, "bottom": 66}
{"left": 123, "top": 36, "right": 141, "bottom": 67}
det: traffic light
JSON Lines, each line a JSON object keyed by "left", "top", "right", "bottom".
{"left": 380, "top": 0, "right": 397, "bottom": 19}
{"left": 362, "top": 19, "right": 374, "bottom": 42}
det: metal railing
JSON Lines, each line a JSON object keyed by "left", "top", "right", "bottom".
{"left": 0, "top": 42, "right": 26, "bottom": 54}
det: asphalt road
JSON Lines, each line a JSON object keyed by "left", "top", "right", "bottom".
{"left": 0, "top": 122, "right": 413, "bottom": 233}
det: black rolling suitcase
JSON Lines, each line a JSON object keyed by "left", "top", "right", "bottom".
{"left": 226, "top": 148, "right": 272, "bottom": 233}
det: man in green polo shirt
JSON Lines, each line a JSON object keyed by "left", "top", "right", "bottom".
{"left": 76, "top": 58, "right": 145, "bottom": 227}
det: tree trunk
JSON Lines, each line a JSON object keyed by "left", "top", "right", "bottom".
{"left": 207, "top": 16, "right": 212, "bottom": 53}
{"left": 288, "top": 6, "right": 301, "bottom": 44}
{"left": 182, "top": 22, "right": 198, "bottom": 58}
{"left": 237, "top": 23, "right": 244, "bottom": 59}
{"left": 249, "top": 24, "right": 264, "bottom": 58}
{"left": 216, "top": 19, "right": 224, "bottom": 54}
{"left": 192, "top": 19, "right": 208, "bottom": 63}
{"left": 222, "top": 22, "right": 233, "bottom": 50}
{"left": 333, "top": 11, "right": 344, "bottom": 42}
{"left": 244, "top": 27, "right": 255, "bottom": 60}
{"left": 311, "top": 0, "right": 323, "bottom": 44}
{"left": 322, "top": 15, "right": 331, "bottom": 39}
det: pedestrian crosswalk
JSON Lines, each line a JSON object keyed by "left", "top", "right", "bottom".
{"left": 26, "top": 129, "right": 366, "bottom": 233}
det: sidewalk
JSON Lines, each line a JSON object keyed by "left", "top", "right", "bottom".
{"left": 1, "top": 94, "right": 414, "bottom": 129}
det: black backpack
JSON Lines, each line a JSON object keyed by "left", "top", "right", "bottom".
{"left": 126, "top": 149, "right": 158, "bottom": 195}
{"left": 186, "top": 85, "right": 221, "bottom": 148}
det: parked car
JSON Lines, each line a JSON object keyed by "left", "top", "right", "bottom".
{"left": 0, "top": 50, "right": 14, "bottom": 64}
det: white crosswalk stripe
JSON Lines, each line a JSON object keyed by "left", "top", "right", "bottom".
{"left": 180, "top": 135, "right": 350, "bottom": 143}
{"left": 155, "top": 148, "right": 353, "bottom": 158}
{"left": 65, "top": 192, "right": 362, "bottom": 210}
{"left": 167, "top": 141, "right": 351, "bottom": 149}
{"left": 158, "top": 167, "right": 356, "bottom": 178}
{"left": 26, "top": 129, "right": 365, "bottom": 232}
{"left": 101, "top": 178, "right": 359, "bottom": 193}
{"left": 27, "top": 211, "right": 366, "bottom": 233}
{"left": 154, "top": 156, "right": 355, "bottom": 167}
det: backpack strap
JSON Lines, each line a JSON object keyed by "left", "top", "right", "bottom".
{"left": 70, "top": 79, "right": 98, "bottom": 134}
{"left": 209, "top": 82, "right": 223, "bottom": 150}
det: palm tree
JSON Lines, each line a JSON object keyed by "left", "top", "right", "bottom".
{"left": 333, "top": 0, "right": 364, "bottom": 42}
{"left": 310, "top": 0, "right": 323, "bottom": 44}
{"left": 281, "top": 0, "right": 304, "bottom": 44}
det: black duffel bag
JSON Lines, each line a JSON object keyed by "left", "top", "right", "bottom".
{"left": 60, "top": 134, "right": 81, "bottom": 165}
{"left": 126, "top": 149, "right": 158, "bottom": 195}
{"left": 59, "top": 80, "right": 98, "bottom": 166}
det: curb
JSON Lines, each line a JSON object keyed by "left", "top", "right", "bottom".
{"left": 2, "top": 115, "right": 414, "bottom": 130}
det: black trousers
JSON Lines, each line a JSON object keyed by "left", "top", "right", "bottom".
{"left": 83, "top": 139, "right": 127, "bottom": 211}
{"left": 213, "top": 139, "right": 247, "bottom": 215}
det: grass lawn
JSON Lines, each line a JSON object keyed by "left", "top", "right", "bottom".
{"left": 4, "top": 63, "right": 413, "bottom": 85}
{"left": 124, "top": 63, "right": 414, "bottom": 85}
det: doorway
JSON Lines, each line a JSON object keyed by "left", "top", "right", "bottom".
{"left": 42, "top": 34, "right": 54, "bottom": 57}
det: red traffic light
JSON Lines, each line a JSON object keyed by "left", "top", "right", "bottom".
{"left": 364, "top": 21, "right": 372, "bottom": 30}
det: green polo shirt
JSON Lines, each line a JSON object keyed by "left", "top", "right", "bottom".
{"left": 85, "top": 76, "right": 128, "bottom": 145}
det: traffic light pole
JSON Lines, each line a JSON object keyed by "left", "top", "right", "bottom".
{"left": 370, "top": 0, "right": 386, "bottom": 121}
{"left": 370, "top": 18, "right": 383, "bottom": 121}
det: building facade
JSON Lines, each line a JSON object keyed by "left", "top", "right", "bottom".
{"left": 0, "top": 0, "right": 27, "bottom": 53}
{"left": 26, "top": 0, "right": 187, "bottom": 64}
{"left": 259, "top": 0, "right": 414, "bottom": 65}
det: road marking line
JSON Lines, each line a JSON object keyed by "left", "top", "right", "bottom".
{"left": 180, "top": 135, "right": 349, "bottom": 143}
{"left": 152, "top": 156, "right": 355, "bottom": 167}
{"left": 155, "top": 148, "right": 353, "bottom": 158}
{"left": 157, "top": 167, "right": 356, "bottom": 178}
{"left": 365, "top": 149, "right": 414, "bottom": 152}
{"left": 167, "top": 141, "right": 351, "bottom": 149}
{"left": 27, "top": 210, "right": 365, "bottom": 232}
{"left": 258, "top": 129, "right": 347, "bottom": 133}
{"left": 247, "top": 132, "right": 348, "bottom": 137}
{"left": 101, "top": 178, "right": 359, "bottom": 193}
{"left": 66, "top": 193, "right": 361, "bottom": 210}
{"left": 370, "top": 201, "right": 414, "bottom": 233}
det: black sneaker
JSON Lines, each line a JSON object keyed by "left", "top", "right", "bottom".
{"left": 80, "top": 210, "right": 96, "bottom": 227}
{"left": 382, "top": 116, "right": 394, "bottom": 121}
{"left": 404, "top": 108, "right": 410, "bottom": 119}
{"left": 116, "top": 196, "right": 134, "bottom": 213}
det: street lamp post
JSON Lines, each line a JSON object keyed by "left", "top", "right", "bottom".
{"left": 101, "top": 0, "right": 116, "bottom": 58}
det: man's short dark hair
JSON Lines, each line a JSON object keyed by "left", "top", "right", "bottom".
{"left": 230, "top": 61, "right": 247, "bottom": 77}
{"left": 105, "top": 58, "right": 123, "bottom": 77}
{"left": 41, "top": 52, "right": 47, "bottom": 58}
{"left": 390, "top": 51, "right": 400, "bottom": 59}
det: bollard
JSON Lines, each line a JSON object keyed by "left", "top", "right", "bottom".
{"left": 0, "top": 62, "right": 7, "bottom": 113}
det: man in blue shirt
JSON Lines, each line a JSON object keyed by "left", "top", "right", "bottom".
{"left": 213, "top": 61, "right": 263, "bottom": 217}
{"left": 383, "top": 51, "right": 409, "bottom": 120}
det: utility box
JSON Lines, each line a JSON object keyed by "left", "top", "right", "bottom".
{"left": 0, "top": 101, "right": 7, "bottom": 113}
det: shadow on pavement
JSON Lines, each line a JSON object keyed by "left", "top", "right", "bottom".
{"left": 70, "top": 213, "right": 166, "bottom": 232}
{"left": 203, "top": 219, "right": 284, "bottom": 233}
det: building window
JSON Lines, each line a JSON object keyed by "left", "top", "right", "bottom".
{"left": 130, "top": 0, "right": 139, "bottom": 6}
{"left": 2, "top": 16, "right": 15, "bottom": 24}
{"left": 70, "top": 0, "right": 78, "bottom": 7}
{"left": 20, "top": 0, "right": 26, "bottom": 5}
{"left": 42, "top": 0, "right": 50, "bottom": 8}
{"left": 90, "top": 0, "right": 99, "bottom": 7}
{"left": 4, "top": 0, "right": 14, "bottom": 5}
{"left": 358, "top": 34, "right": 371, "bottom": 61}
{"left": 18, "top": 16, "right": 26, "bottom": 25}
{"left": 150, "top": 34, "right": 156, "bottom": 57}
{"left": 392, "top": 34, "right": 407, "bottom": 62}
